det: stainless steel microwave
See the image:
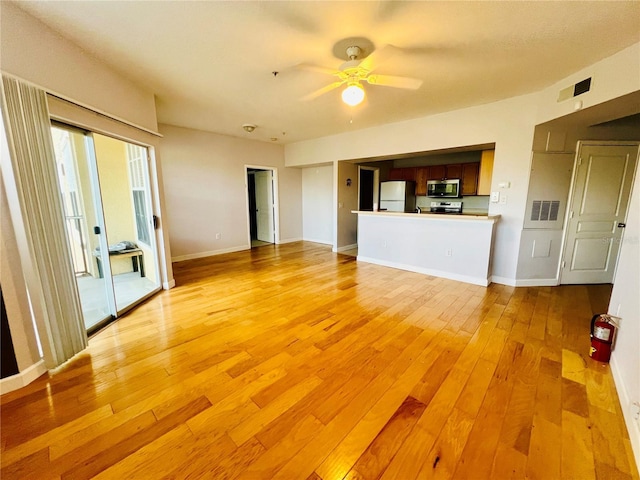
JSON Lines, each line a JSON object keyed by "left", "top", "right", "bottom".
{"left": 427, "top": 178, "right": 461, "bottom": 197}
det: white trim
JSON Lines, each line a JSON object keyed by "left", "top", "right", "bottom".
{"left": 303, "top": 238, "right": 333, "bottom": 246}
{"left": 334, "top": 243, "right": 358, "bottom": 253}
{"left": 162, "top": 279, "right": 176, "bottom": 290}
{"left": 515, "top": 278, "right": 559, "bottom": 287}
{"left": 277, "top": 237, "right": 303, "bottom": 244}
{"left": 358, "top": 255, "right": 490, "bottom": 286}
{"left": 0, "top": 359, "right": 47, "bottom": 395}
{"left": 245, "top": 165, "right": 280, "bottom": 247}
{"left": 490, "top": 275, "right": 517, "bottom": 287}
{"left": 172, "top": 245, "right": 250, "bottom": 263}
{"left": 610, "top": 355, "right": 640, "bottom": 468}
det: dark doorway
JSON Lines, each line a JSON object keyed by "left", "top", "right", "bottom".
{"left": 247, "top": 173, "right": 257, "bottom": 240}
{"left": 359, "top": 169, "right": 374, "bottom": 211}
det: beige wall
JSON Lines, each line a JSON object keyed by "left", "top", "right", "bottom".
{"left": 336, "top": 162, "right": 358, "bottom": 249}
{"left": 302, "top": 165, "right": 333, "bottom": 245}
{"left": 159, "top": 124, "right": 301, "bottom": 260}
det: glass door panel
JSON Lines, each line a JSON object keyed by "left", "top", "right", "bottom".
{"left": 51, "top": 126, "right": 114, "bottom": 331}
{"left": 92, "top": 133, "right": 160, "bottom": 313}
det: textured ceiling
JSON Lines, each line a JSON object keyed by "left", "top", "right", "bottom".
{"left": 12, "top": 1, "right": 640, "bottom": 144}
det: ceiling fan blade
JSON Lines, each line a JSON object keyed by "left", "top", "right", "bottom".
{"left": 358, "top": 44, "right": 400, "bottom": 73}
{"left": 366, "top": 74, "right": 423, "bottom": 90}
{"left": 295, "top": 63, "right": 340, "bottom": 76}
{"left": 301, "top": 81, "right": 345, "bottom": 101}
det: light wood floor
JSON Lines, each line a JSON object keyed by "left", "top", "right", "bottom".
{"left": 1, "top": 241, "right": 637, "bottom": 479}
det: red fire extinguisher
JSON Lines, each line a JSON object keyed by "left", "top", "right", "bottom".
{"left": 589, "top": 314, "right": 618, "bottom": 363}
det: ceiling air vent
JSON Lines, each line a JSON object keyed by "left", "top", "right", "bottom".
{"left": 557, "top": 77, "right": 592, "bottom": 102}
{"left": 531, "top": 200, "right": 560, "bottom": 221}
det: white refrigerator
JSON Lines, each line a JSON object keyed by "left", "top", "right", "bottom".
{"left": 379, "top": 181, "right": 416, "bottom": 212}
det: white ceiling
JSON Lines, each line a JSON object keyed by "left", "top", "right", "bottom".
{"left": 12, "top": 1, "right": 640, "bottom": 144}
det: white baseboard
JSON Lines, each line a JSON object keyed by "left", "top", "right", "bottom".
{"left": 334, "top": 243, "right": 358, "bottom": 253}
{"left": 302, "top": 237, "right": 333, "bottom": 246}
{"left": 515, "top": 278, "right": 559, "bottom": 287}
{"left": 0, "top": 359, "right": 47, "bottom": 395}
{"left": 357, "top": 256, "right": 489, "bottom": 287}
{"left": 610, "top": 355, "right": 640, "bottom": 469}
{"left": 277, "top": 237, "right": 303, "bottom": 244}
{"left": 162, "top": 279, "right": 176, "bottom": 290}
{"left": 172, "top": 245, "right": 250, "bottom": 263}
{"left": 490, "top": 275, "right": 517, "bottom": 286}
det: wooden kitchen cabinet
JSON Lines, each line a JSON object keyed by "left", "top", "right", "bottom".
{"left": 389, "top": 167, "right": 416, "bottom": 181}
{"left": 445, "top": 164, "right": 462, "bottom": 180}
{"left": 427, "top": 165, "right": 446, "bottom": 180}
{"left": 389, "top": 168, "right": 404, "bottom": 180}
{"left": 477, "top": 150, "right": 494, "bottom": 195}
{"left": 415, "top": 167, "right": 428, "bottom": 195}
{"left": 461, "top": 162, "right": 479, "bottom": 196}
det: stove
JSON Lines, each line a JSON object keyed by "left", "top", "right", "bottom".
{"left": 429, "top": 201, "right": 463, "bottom": 214}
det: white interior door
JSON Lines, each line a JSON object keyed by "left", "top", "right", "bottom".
{"left": 560, "top": 143, "right": 639, "bottom": 284}
{"left": 255, "top": 170, "right": 274, "bottom": 243}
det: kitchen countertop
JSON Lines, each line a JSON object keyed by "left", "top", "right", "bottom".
{"left": 352, "top": 210, "right": 500, "bottom": 221}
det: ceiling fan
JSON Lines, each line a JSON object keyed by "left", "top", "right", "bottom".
{"left": 299, "top": 45, "right": 423, "bottom": 106}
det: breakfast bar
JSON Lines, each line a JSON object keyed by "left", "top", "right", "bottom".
{"left": 352, "top": 211, "right": 500, "bottom": 286}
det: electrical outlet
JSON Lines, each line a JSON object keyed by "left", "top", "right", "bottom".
{"left": 499, "top": 193, "right": 507, "bottom": 205}
{"left": 215, "top": 233, "right": 221, "bottom": 240}
{"left": 490, "top": 191, "right": 500, "bottom": 203}
{"left": 446, "top": 249, "right": 452, "bottom": 257}
{"left": 632, "top": 401, "right": 640, "bottom": 421}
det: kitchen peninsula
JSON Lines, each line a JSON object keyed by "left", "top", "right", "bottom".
{"left": 352, "top": 211, "right": 500, "bottom": 286}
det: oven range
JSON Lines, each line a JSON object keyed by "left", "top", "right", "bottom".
{"left": 429, "top": 201, "right": 463, "bottom": 214}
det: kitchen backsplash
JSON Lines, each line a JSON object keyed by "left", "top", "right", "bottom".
{"left": 416, "top": 195, "right": 490, "bottom": 214}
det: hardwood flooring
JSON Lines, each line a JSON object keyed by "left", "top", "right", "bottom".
{"left": 1, "top": 241, "right": 637, "bottom": 479}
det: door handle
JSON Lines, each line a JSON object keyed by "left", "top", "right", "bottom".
{"left": 617, "top": 223, "right": 626, "bottom": 228}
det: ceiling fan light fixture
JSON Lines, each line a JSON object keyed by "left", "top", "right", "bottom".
{"left": 342, "top": 83, "right": 365, "bottom": 106}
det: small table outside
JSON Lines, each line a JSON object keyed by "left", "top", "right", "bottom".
{"left": 93, "top": 248, "right": 145, "bottom": 278}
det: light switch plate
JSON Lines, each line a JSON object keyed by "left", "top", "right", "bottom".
{"left": 499, "top": 193, "right": 507, "bottom": 204}
{"left": 490, "top": 191, "right": 500, "bottom": 203}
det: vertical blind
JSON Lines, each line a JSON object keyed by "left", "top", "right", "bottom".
{"left": 1, "top": 76, "right": 87, "bottom": 368}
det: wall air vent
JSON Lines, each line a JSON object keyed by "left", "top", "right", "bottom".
{"left": 531, "top": 200, "right": 560, "bottom": 221}
{"left": 557, "top": 77, "right": 592, "bottom": 102}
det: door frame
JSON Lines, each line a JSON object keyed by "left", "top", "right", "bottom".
{"left": 244, "top": 165, "right": 280, "bottom": 247}
{"left": 557, "top": 140, "right": 640, "bottom": 285}
{"left": 358, "top": 166, "right": 379, "bottom": 211}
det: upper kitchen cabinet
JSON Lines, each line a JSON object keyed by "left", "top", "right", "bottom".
{"left": 415, "top": 167, "right": 428, "bottom": 195}
{"left": 389, "top": 167, "right": 417, "bottom": 181}
{"left": 477, "top": 150, "right": 495, "bottom": 195}
{"left": 427, "top": 165, "right": 446, "bottom": 180}
{"left": 461, "top": 162, "right": 479, "bottom": 196}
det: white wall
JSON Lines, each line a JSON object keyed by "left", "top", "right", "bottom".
{"left": 536, "top": 43, "right": 640, "bottom": 126}
{"left": 302, "top": 165, "right": 333, "bottom": 245}
{"left": 609, "top": 162, "right": 640, "bottom": 462}
{"left": 0, "top": 2, "right": 158, "bottom": 133}
{"left": 159, "top": 124, "right": 301, "bottom": 261}
{"left": 286, "top": 93, "right": 539, "bottom": 281}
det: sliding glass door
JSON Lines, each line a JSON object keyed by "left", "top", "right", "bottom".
{"left": 51, "top": 124, "right": 161, "bottom": 333}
